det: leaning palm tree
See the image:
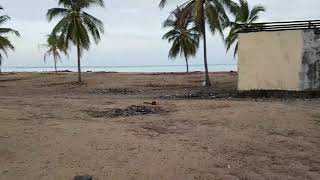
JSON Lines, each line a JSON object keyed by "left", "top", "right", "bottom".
{"left": 0, "top": 6, "right": 20, "bottom": 74}
{"left": 225, "top": 0, "right": 265, "bottom": 57}
{"left": 40, "top": 34, "right": 68, "bottom": 74}
{"left": 163, "top": 8, "right": 199, "bottom": 73}
{"left": 47, "top": 0, "right": 104, "bottom": 82}
{"left": 160, "top": 0, "right": 237, "bottom": 86}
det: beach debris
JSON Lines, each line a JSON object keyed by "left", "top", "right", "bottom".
{"left": 237, "top": 90, "right": 320, "bottom": 99}
{"left": 85, "top": 105, "right": 165, "bottom": 118}
{"left": 60, "top": 70, "right": 72, "bottom": 72}
{"left": 74, "top": 175, "right": 93, "bottom": 180}
{"left": 161, "top": 88, "right": 235, "bottom": 99}
{"left": 144, "top": 101, "right": 157, "bottom": 105}
{"left": 89, "top": 88, "right": 144, "bottom": 95}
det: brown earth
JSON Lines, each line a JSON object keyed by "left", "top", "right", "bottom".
{"left": 0, "top": 72, "right": 319, "bottom": 180}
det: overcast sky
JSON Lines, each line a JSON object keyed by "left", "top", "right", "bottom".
{"left": 1, "top": 0, "right": 319, "bottom": 68}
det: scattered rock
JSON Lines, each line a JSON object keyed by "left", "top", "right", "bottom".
{"left": 162, "top": 88, "right": 236, "bottom": 99}
{"left": 59, "top": 70, "right": 72, "bottom": 73}
{"left": 144, "top": 101, "right": 157, "bottom": 105}
{"left": 89, "top": 88, "right": 143, "bottom": 95}
{"left": 85, "top": 105, "right": 165, "bottom": 118}
{"left": 2, "top": 170, "right": 9, "bottom": 174}
{"left": 237, "top": 90, "right": 320, "bottom": 99}
{"left": 74, "top": 175, "right": 93, "bottom": 180}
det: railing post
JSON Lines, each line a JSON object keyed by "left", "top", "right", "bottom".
{"left": 309, "top": 21, "right": 312, "bottom": 29}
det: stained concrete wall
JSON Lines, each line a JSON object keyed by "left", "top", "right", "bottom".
{"left": 238, "top": 29, "right": 320, "bottom": 91}
{"left": 301, "top": 30, "right": 320, "bottom": 90}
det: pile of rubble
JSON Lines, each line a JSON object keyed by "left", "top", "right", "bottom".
{"left": 89, "top": 88, "right": 144, "bottom": 95}
{"left": 85, "top": 105, "right": 163, "bottom": 118}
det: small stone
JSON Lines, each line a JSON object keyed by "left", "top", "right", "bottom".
{"left": 74, "top": 175, "right": 93, "bottom": 180}
{"left": 2, "top": 170, "right": 9, "bottom": 174}
{"left": 151, "top": 101, "right": 157, "bottom": 105}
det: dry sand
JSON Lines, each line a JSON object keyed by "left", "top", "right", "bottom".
{"left": 0, "top": 72, "right": 319, "bottom": 180}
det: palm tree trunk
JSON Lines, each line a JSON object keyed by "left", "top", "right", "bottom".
{"left": 54, "top": 61, "right": 57, "bottom": 74}
{"left": 202, "top": 17, "right": 211, "bottom": 86}
{"left": 185, "top": 57, "right": 189, "bottom": 73}
{"left": 77, "top": 43, "right": 82, "bottom": 83}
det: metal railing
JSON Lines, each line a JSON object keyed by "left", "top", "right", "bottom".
{"left": 237, "top": 20, "right": 320, "bottom": 33}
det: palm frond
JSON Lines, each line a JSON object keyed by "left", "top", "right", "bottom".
{"left": 224, "top": 0, "right": 265, "bottom": 57}
{"left": 249, "top": 5, "right": 265, "bottom": 21}
{"left": 0, "top": 28, "right": 20, "bottom": 37}
{"left": 46, "top": 8, "right": 68, "bottom": 21}
{"left": 49, "top": 0, "right": 104, "bottom": 55}
{"left": 0, "top": 36, "right": 14, "bottom": 62}
{"left": 0, "top": 15, "right": 10, "bottom": 25}
{"left": 205, "top": 2, "right": 222, "bottom": 36}
{"left": 159, "top": 0, "right": 167, "bottom": 8}
{"left": 233, "top": 42, "right": 238, "bottom": 57}
{"left": 0, "top": 6, "right": 19, "bottom": 66}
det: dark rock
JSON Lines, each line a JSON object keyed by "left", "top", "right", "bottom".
{"left": 85, "top": 105, "right": 165, "bottom": 118}
{"left": 74, "top": 175, "right": 93, "bottom": 180}
{"left": 89, "top": 88, "right": 143, "bottom": 95}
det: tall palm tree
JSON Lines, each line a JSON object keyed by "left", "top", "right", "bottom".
{"left": 0, "top": 6, "right": 20, "bottom": 74}
{"left": 41, "top": 34, "right": 68, "bottom": 74}
{"left": 225, "top": 0, "right": 265, "bottom": 57}
{"left": 47, "top": 0, "right": 104, "bottom": 82}
{"left": 160, "top": 0, "right": 236, "bottom": 86}
{"left": 163, "top": 8, "right": 199, "bottom": 73}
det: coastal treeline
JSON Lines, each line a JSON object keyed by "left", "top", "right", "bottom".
{"left": 46, "top": 0, "right": 105, "bottom": 82}
{"left": 0, "top": 0, "right": 265, "bottom": 85}
{"left": 161, "top": 0, "right": 265, "bottom": 86}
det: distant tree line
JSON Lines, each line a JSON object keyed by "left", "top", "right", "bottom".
{"left": 161, "top": 0, "right": 265, "bottom": 86}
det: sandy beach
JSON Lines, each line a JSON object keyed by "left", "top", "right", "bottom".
{"left": 0, "top": 72, "right": 320, "bottom": 180}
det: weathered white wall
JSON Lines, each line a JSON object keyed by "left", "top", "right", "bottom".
{"left": 238, "top": 30, "right": 304, "bottom": 90}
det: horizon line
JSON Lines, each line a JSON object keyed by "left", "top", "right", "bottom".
{"left": 3, "top": 64, "right": 237, "bottom": 69}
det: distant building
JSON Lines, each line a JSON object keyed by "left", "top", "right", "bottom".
{"left": 238, "top": 20, "right": 320, "bottom": 91}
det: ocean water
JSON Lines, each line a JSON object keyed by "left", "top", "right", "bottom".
{"left": 2, "top": 64, "right": 237, "bottom": 73}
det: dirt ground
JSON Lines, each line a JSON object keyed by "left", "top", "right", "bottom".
{"left": 0, "top": 72, "right": 319, "bottom": 180}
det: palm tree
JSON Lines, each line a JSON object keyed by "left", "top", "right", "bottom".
{"left": 160, "top": 0, "right": 236, "bottom": 86}
{"left": 40, "top": 34, "right": 68, "bottom": 74}
{"left": 47, "top": 0, "right": 104, "bottom": 82}
{"left": 225, "top": 0, "right": 265, "bottom": 57}
{"left": 163, "top": 8, "right": 199, "bottom": 73}
{"left": 0, "top": 6, "right": 20, "bottom": 74}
